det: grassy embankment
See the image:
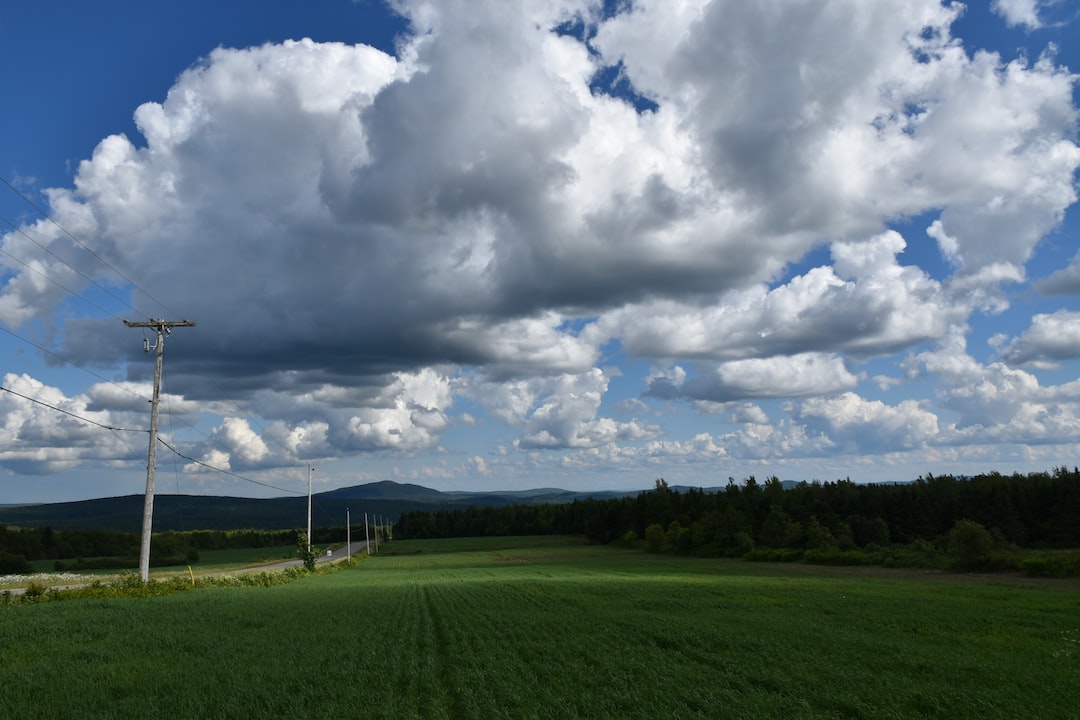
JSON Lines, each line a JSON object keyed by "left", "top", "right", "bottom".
{"left": 2, "top": 537, "right": 1077, "bottom": 719}
{"left": 22, "top": 544, "right": 302, "bottom": 576}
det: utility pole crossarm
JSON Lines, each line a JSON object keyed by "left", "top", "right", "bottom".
{"left": 123, "top": 319, "right": 196, "bottom": 329}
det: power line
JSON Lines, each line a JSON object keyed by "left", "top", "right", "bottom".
{"left": 0, "top": 383, "right": 147, "bottom": 433}
{"left": 107, "top": 426, "right": 148, "bottom": 467}
{"left": 0, "top": 320, "right": 222, "bottom": 451}
{"left": 0, "top": 239, "right": 309, "bottom": 502}
{"left": 1, "top": 378, "right": 164, "bottom": 470}
{"left": 2, "top": 381, "right": 306, "bottom": 496}
{"left": 0, "top": 173, "right": 181, "bottom": 318}
{"left": 161, "top": 370, "right": 187, "bottom": 531}
{"left": 1, "top": 183, "right": 318, "bottom": 501}
{"left": 0, "top": 212, "right": 136, "bottom": 318}
{"left": 0, "top": 323, "right": 154, "bottom": 407}
{"left": 1, "top": 322, "right": 309, "bottom": 493}
{"left": 156, "top": 437, "right": 305, "bottom": 496}
{"left": 1, "top": 182, "right": 226, "bottom": 455}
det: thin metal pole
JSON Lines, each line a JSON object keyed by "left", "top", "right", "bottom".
{"left": 307, "top": 464, "right": 314, "bottom": 551}
{"left": 365, "top": 512, "right": 370, "bottom": 555}
{"left": 347, "top": 507, "right": 351, "bottom": 563}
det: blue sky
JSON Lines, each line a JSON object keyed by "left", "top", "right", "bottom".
{"left": 2, "top": 0, "right": 1079, "bottom": 504}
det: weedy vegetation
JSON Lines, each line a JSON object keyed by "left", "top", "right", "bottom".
{"left": 1, "top": 538, "right": 1077, "bottom": 719}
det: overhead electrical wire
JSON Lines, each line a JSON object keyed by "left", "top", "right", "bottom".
{"left": 1, "top": 320, "right": 310, "bottom": 497}
{"left": 162, "top": 370, "right": 187, "bottom": 530}
{"left": 1, "top": 175, "right": 311, "bottom": 499}
{"left": 106, "top": 426, "right": 147, "bottom": 468}
{"left": 156, "top": 437, "right": 305, "bottom": 495}
{"left": 0, "top": 182, "right": 164, "bottom": 409}
{"left": 0, "top": 212, "right": 137, "bottom": 318}
{"left": 0, "top": 177, "right": 200, "bottom": 441}
{"left": 0, "top": 383, "right": 146, "bottom": 434}
{"left": 1, "top": 381, "right": 305, "bottom": 496}
{"left": 0, "top": 320, "right": 231, "bottom": 456}
{"left": 0, "top": 173, "right": 181, "bottom": 319}
{"left": 0, "top": 219, "right": 121, "bottom": 319}
{"left": 0, "top": 324, "right": 153, "bottom": 406}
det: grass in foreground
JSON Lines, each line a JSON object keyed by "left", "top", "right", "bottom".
{"left": 1, "top": 539, "right": 1077, "bottom": 719}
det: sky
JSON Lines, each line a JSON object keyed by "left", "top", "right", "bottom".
{"left": 1, "top": 0, "right": 1079, "bottom": 505}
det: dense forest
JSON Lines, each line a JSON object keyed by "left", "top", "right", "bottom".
{"left": 394, "top": 468, "right": 1080, "bottom": 574}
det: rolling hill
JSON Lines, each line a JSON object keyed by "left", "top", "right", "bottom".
{"left": 0, "top": 481, "right": 640, "bottom": 532}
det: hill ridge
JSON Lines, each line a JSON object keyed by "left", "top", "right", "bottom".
{"left": 0, "top": 480, "right": 641, "bottom": 532}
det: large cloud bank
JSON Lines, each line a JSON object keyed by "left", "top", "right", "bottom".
{"left": 2, "top": 0, "right": 1078, "bottom": 490}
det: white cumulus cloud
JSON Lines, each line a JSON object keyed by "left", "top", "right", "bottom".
{"left": 0, "top": 0, "right": 1077, "bottom": 489}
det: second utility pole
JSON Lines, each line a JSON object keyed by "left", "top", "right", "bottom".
{"left": 307, "top": 463, "right": 314, "bottom": 552}
{"left": 125, "top": 318, "right": 195, "bottom": 582}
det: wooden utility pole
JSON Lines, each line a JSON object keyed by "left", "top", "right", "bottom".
{"left": 124, "top": 318, "right": 195, "bottom": 582}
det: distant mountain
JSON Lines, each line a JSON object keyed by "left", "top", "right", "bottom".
{"left": 0, "top": 481, "right": 641, "bottom": 533}
{"left": 319, "top": 480, "right": 452, "bottom": 503}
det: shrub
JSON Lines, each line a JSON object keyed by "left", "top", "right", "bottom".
{"left": 666, "top": 521, "right": 692, "bottom": 555}
{"left": 947, "top": 519, "right": 994, "bottom": 571}
{"left": 799, "top": 516, "right": 838, "bottom": 551}
{"left": 21, "top": 580, "right": 48, "bottom": 603}
{"left": 296, "top": 532, "right": 317, "bottom": 572}
{"left": 742, "top": 548, "right": 802, "bottom": 563}
{"left": 1019, "top": 552, "right": 1080, "bottom": 578}
{"left": 0, "top": 551, "right": 32, "bottom": 575}
{"left": 731, "top": 532, "right": 755, "bottom": 557}
{"left": 803, "top": 548, "right": 872, "bottom": 566}
{"left": 881, "top": 538, "right": 944, "bottom": 569}
{"left": 644, "top": 524, "right": 667, "bottom": 553}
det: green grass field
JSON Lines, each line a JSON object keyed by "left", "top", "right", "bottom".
{"left": 2, "top": 538, "right": 1078, "bottom": 719}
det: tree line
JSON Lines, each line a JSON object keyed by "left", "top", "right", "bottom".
{"left": 393, "top": 468, "right": 1080, "bottom": 573}
{"left": 4, "top": 468, "right": 1077, "bottom": 576}
{"left": 0, "top": 523, "right": 379, "bottom": 575}
{"left": 0, "top": 527, "right": 302, "bottom": 574}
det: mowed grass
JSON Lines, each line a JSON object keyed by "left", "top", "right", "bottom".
{"left": 2, "top": 539, "right": 1078, "bottom": 719}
